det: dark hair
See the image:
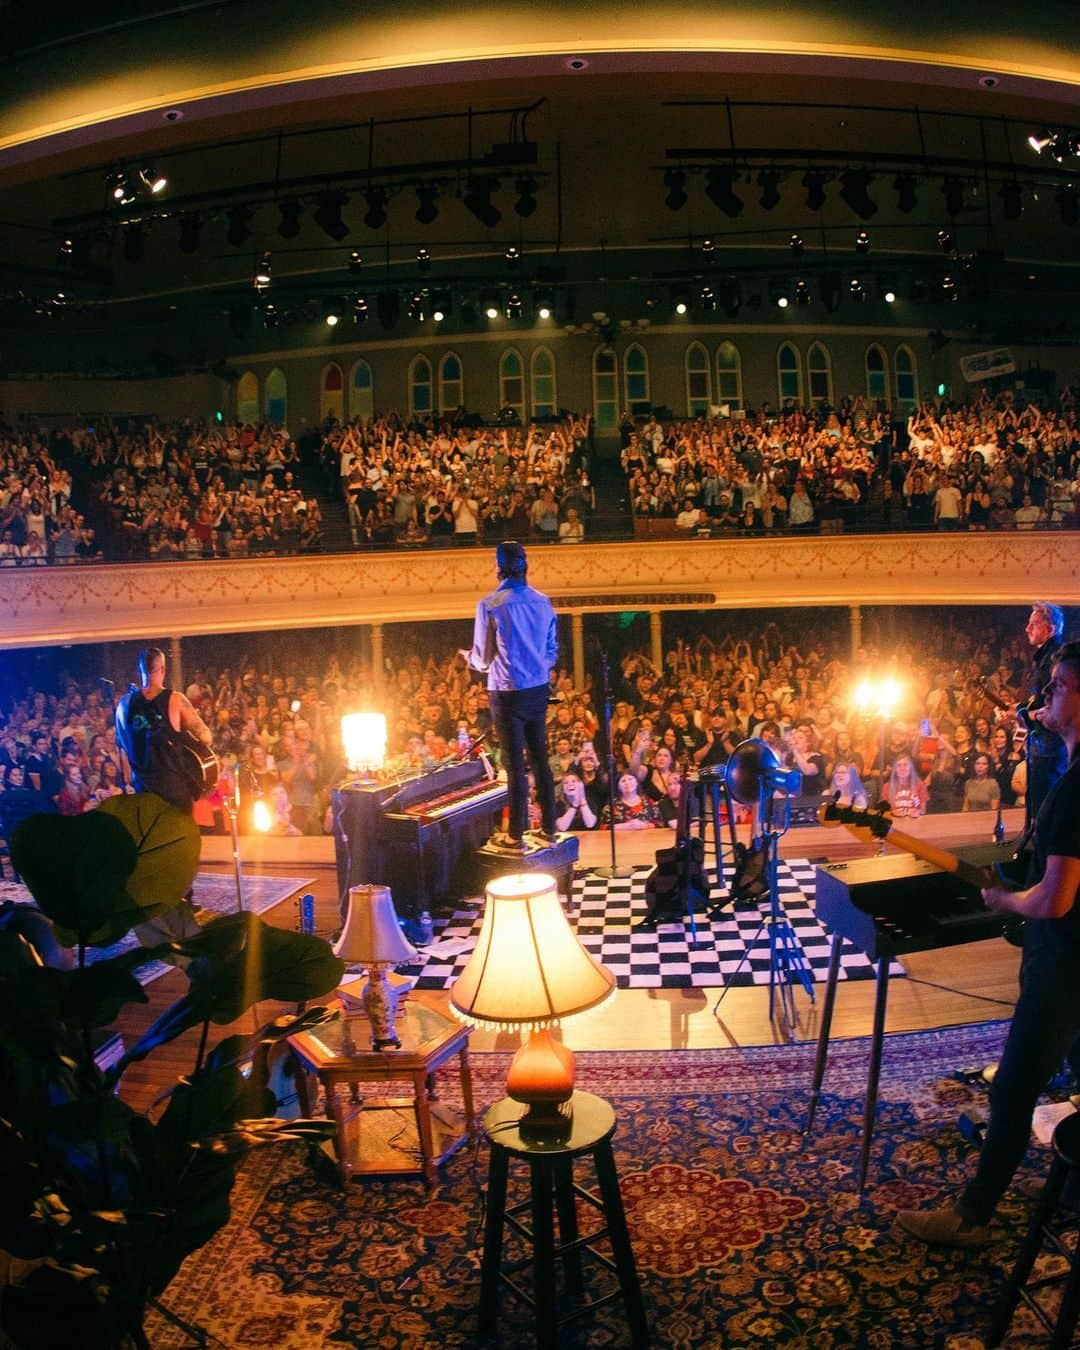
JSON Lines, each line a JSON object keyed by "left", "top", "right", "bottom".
{"left": 138, "top": 646, "right": 166, "bottom": 680}
{"left": 1053, "top": 639, "right": 1080, "bottom": 684}
{"left": 496, "top": 540, "right": 527, "bottom": 579}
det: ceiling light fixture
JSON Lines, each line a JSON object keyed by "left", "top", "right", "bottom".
{"left": 314, "top": 191, "right": 350, "bottom": 240}
{"left": 855, "top": 228, "right": 870, "bottom": 254}
{"left": 942, "top": 176, "right": 966, "bottom": 216}
{"left": 225, "top": 205, "right": 253, "bottom": 247}
{"left": 138, "top": 165, "right": 167, "bottom": 195}
{"left": 464, "top": 177, "right": 502, "bottom": 227}
{"left": 348, "top": 249, "right": 364, "bottom": 274}
{"left": 415, "top": 184, "right": 439, "bottom": 225}
{"left": 416, "top": 247, "right": 432, "bottom": 273}
{"left": 893, "top": 173, "right": 918, "bottom": 214}
{"left": 431, "top": 289, "right": 452, "bottom": 322}
{"left": 482, "top": 289, "right": 501, "bottom": 319}
{"left": 794, "top": 278, "right": 811, "bottom": 306}
{"left": 506, "top": 292, "right": 523, "bottom": 317}
{"left": 352, "top": 295, "right": 369, "bottom": 324}
{"left": 514, "top": 176, "right": 538, "bottom": 218}
{"left": 937, "top": 227, "right": 955, "bottom": 252}
{"left": 704, "top": 166, "right": 744, "bottom": 218}
{"left": 663, "top": 168, "right": 688, "bottom": 211}
{"left": 789, "top": 232, "right": 805, "bottom": 258}
{"left": 839, "top": 169, "right": 877, "bottom": 220}
{"left": 757, "top": 169, "right": 782, "bottom": 211}
{"left": 254, "top": 251, "right": 272, "bottom": 289}
{"left": 324, "top": 298, "right": 343, "bottom": 326}
{"left": 505, "top": 244, "right": 522, "bottom": 269}
{"left": 802, "top": 170, "right": 828, "bottom": 211}
{"left": 277, "top": 199, "right": 303, "bottom": 239}
{"left": 363, "top": 187, "right": 388, "bottom": 230}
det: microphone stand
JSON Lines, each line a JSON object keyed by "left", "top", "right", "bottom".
{"left": 590, "top": 647, "right": 632, "bottom": 880}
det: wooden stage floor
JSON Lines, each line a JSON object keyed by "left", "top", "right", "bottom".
{"left": 113, "top": 811, "right": 1022, "bottom": 1114}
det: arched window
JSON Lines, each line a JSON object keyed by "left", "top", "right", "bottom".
{"left": 894, "top": 344, "right": 919, "bottom": 414}
{"left": 236, "top": 371, "right": 259, "bottom": 424}
{"left": 499, "top": 348, "right": 526, "bottom": 422}
{"left": 265, "top": 368, "right": 287, "bottom": 426}
{"left": 715, "top": 341, "right": 743, "bottom": 410}
{"left": 685, "top": 342, "right": 712, "bottom": 416}
{"left": 776, "top": 342, "right": 802, "bottom": 408}
{"left": 865, "top": 343, "right": 888, "bottom": 402}
{"left": 806, "top": 342, "right": 832, "bottom": 408}
{"left": 592, "top": 348, "right": 619, "bottom": 431}
{"left": 408, "top": 354, "right": 433, "bottom": 417}
{"left": 623, "top": 343, "right": 650, "bottom": 415}
{"left": 349, "top": 359, "right": 373, "bottom": 422}
{"left": 438, "top": 351, "right": 463, "bottom": 413}
{"left": 530, "top": 347, "right": 557, "bottom": 418}
{"left": 320, "top": 363, "right": 344, "bottom": 423}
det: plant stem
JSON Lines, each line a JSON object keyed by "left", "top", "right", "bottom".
{"left": 194, "top": 1017, "right": 210, "bottom": 1077}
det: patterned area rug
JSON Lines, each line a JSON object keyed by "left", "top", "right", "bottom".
{"left": 0, "top": 873, "right": 313, "bottom": 984}
{"left": 147, "top": 1020, "right": 1064, "bottom": 1349}
{"left": 408, "top": 860, "right": 905, "bottom": 990}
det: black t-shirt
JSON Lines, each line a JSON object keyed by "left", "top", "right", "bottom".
{"left": 1025, "top": 754, "right": 1080, "bottom": 961}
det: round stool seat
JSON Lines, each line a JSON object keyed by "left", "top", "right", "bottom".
{"left": 1053, "top": 1110, "right": 1080, "bottom": 1168}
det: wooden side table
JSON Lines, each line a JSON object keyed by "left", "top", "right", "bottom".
{"left": 288, "top": 1000, "right": 476, "bottom": 1186}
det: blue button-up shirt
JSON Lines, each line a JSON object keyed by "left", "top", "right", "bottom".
{"left": 468, "top": 577, "right": 558, "bottom": 691}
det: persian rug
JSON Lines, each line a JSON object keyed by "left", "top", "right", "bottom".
{"left": 147, "top": 1019, "right": 1063, "bottom": 1348}
{"left": 408, "top": 860, "right": 906, "bottom": 991}
{"left": 0, "top": 873, "right": 314, "bottom": 985}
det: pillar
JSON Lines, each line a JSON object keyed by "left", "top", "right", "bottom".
{"left": 850, "top": 604, "right": 862, "bottom": 662}
{"left": 370, "top": 622, "right": 385, "bottom": 704}
{"left": 649, "top": 611, "right": 663, "bottom": 674}
{"left": 571, "top": 613, "right": 585, "bottom": 692}
{"left": 169, "top": 635, "right": 183, "bottom": 692}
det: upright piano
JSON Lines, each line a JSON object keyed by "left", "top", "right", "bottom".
{"left": 332, "top": 758, "right": 507, "bottom": 921}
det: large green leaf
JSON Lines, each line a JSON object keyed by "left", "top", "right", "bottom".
{"left": 156, "top": 1064, "right": 275, "bottom": 1151}
{"left": 95, "top": 793, "right": 200, "bottom": 918}
{"left": 0, "top": 1263, "right": 120, "bottom": 1350}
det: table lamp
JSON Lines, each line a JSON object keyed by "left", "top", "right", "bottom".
{"left": 450, "top": 872, "right": 615, "bottom": 1131}
{"left": 341, "top": 712, "right": 387, "bottom": 780}
{"left": 333, "top": 885, "right": 418, "bottom": 1049}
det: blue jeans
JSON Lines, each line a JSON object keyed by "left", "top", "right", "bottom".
{"left": 489, "top": 684, "right": 555, "bottom": 838}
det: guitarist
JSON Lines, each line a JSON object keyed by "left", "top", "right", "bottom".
{"left": 115, "top": 646, "right": 214, "bottom": 814}
{"left": 899, "top": 640, "right": 1080, "bottom": 1248}
{"left": 1022, "top": 602, "right": 1069, "bottom": 823}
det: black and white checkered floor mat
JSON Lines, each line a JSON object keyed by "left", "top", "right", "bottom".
{"left": 406, "top": 858, "right": 904, "bottom": 990}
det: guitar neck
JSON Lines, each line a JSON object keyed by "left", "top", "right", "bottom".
{"left": 885, "top": 826, "right": 990, "bottom": 891}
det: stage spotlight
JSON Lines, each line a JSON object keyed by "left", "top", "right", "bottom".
{"left": 999, "top": 181, "right": 1023, "bottom": 220}
{"left": 882, "top": 286, "right": 896, "bottom": 303}
{"left": 757, "top": 169, "right": 782, "bottom": 211}
{"left": 893, "top": 173, "right": 918, "bottom": 213}
{"left": 719, "top": 276, "right": 742, "bottom": 318}
{"left": 671, "top": 285, "right": 690, "bottom": 315}
{"left": 57, "top": 237, "right": 73, "bottom": 264}
{"left": 177, "top": 214, "right": 200, "bottom": 253}
{"left": 505, "top": 244, "right": 521, "bottom": 269}
{"left": 122, "top": 223, "right": 145, "bottom": 264}
{"left": 261, "top": 302, "right": 279, "bottom": 330}
{"left": 107, "top": 169, "right": 135, "bottom": 205}
{"left": 376, "top": 290, "right": 399, "bottom": 330}
{"left": 226, "top": 205, "right": 253, "bottom": 247}
{"left": 769, "top": 278, "right": 789, "bottom": 309}
{"left": 481, "top": 290, "right": 501, "bottom": 319}
{"left": 802, "top": 170, "right": 827, "bottom": 211}
{"left": 314, "top": 192, "right": 350, "bottom": 240}
{"left": 417, "top": 247, "right": 432, "bottom": 273}
{"left": 363, "top": 187, "right": 388, "bottom": 230}
{"left": 1049, "top": 135, "right": 1069, "bottom": 165}
{"left": 794, "top": 278, "right": 811, "bottom": 306}
{"left": 464, "top": 177, "right": 502, "bottom": 227}
{"left": 849, "top": 276, "right": 866, "bottom": 302}
{"left": 789, "top": 232, "right": 805, "bottom": 258}
{"left": 839, "top": 169, "right": 877, "bottom": 220}
{"left": 701, "top": 237, "right": 716, "bottom": 261}
{"left": 431, "top": 290, "right": 452, "bottom": 321}
{"left": 138, "top": 164, "right": 167, "bottom": 195}
{"left": 942, "top": 272, "right": 957, "bottom": 294}
{"left": 937, "top": 227, "right": 955, "bottom": 252}
{"left": 407, "top": 291, "right": 426, "bottom": 321}
{"left": 352, "top": 295, "right": 369, "bottom": 324}
{"left": 253, "top": 251, "right": 272, "bottom": 289}
{"left": 942, "top": 177, "right": 966, "bottom": 216}
{"left": 506, "top": 292, "right": 523, "bottom": 317}
{"left": 1028, "top": 130, "right": 1054, "bottom": 155}
{"left": 324, "top": 298, "right": 343, "bottom": 326}
{"left": 348, "top": 249, "right": 364, "bottom": 274}
{"left": 534, "top": 287, "right": 555, "bottom": 319}
{"left": 1058, "top": 185, "right": 1079, "bottom": 226}
{"left": 700, "top": 285, "right": 716, "bottom": 312}
{"left": 855, "top": 228, "right": 870, "bottom": 254}
{"left": 704, "top": 166, "right": 743, "bottom": 218}
{"left": 664, "top": 168, "right": 688, "bottom": 211}
{"left": 820, "top": 271, "right": 842, "bottom": 312}
{"left": 278, "top": 199, "right": 303, "bottom": 239}
{"left": 415, "top": 183, "right": 439, "bottom": 225}
{"left": 514, "top": 176, "right": 538, "bottom": 218}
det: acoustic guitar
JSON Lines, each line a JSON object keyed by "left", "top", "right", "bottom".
{"left": 170, "top": 728, "right": 220, "bottom": 798}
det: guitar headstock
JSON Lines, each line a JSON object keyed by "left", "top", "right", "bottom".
{"left": 817, "top": 797, "right": 894, "bottom": 841}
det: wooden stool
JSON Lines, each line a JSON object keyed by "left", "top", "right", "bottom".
{"left": 479, "top": 1091, "right": 648, "bottom": 1348}
{"left": 989, "top": 1111, "right": 1080, "bottom": 1347}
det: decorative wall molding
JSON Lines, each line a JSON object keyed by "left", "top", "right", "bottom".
{"left": 2, "top": 533, "right": 1078, "bottom": 648}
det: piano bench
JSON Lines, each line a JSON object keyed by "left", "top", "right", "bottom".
{"left": 473, "top": 834, "right": 580, "bottom": 906}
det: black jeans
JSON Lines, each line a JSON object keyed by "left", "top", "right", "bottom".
{"left": 489, "top": 684, "right": 556, "bottom": 839}
{"left": 958, "top": 943, "right": 1080, "bottom": 1223}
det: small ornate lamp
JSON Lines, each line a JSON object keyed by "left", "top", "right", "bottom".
{"left": 341, "top": 712, "right": 387, "bottom": 780}
{"left": 450, "top": 872, "right": 615, "bottom": 1131}
{"left": 333, "top": 885, "right": 418, "bottom": 1049}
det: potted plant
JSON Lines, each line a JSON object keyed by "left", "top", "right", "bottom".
{"left": 0, "top": 793, "right": 344, "bottom": 1348}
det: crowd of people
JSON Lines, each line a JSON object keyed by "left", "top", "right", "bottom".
{"left": 0, "top": 606, "right": 1051, "bottom": 841}
{"left": 627, "top": 389, "right": 1080, "bottom": 534}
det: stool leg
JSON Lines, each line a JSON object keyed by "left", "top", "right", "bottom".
{"left": 531, "top": 1158, "right": 558, "bottom": 1350}
{"left": 554, "top": 1157, "right": 584, "bottom": 1295}
{"left": 593, "top": 1140, "right": 649, "bottom": 1347}
{"left": 1051, "top": 1213, "right": 1080, "bottom": 1350}
{"left": 479, "top": 1144, "right": 509, "bottom": 1334}
{"left": 987, "top": 1157, "right": 1068, "bottom": 1347}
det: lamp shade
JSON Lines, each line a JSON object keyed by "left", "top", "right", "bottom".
{"left": 341, "top": 712, "right": 386, "bottom": 774}
{"left": 450, "top": 872, "right": 615, "bottom": 1027}
{"left": 333, "top": 885, "right": 418, "bottom": 966}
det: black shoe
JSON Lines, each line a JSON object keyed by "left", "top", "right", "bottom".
{"left": 488, "top": 831, "right": 529, "bottom": 854}
{"left": 526, "top": 828, "right": 560, "bottom": 847}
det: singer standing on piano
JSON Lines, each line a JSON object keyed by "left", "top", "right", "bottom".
{"left": 459, "top": 540, "right": 558, "bottom": 854}
{"left": 899, "top": 640, "right": 1080, "bottom": 1248}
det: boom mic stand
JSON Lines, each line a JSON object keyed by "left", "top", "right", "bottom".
{"left": 590, "top": 647, "right": 633, "bottom": 880}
